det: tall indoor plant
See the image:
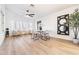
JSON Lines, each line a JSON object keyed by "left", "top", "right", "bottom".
{"left": 69, "top": 8, "right": 79, "bottom": 39}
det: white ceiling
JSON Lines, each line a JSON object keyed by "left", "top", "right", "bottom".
{"left": 6, "top": 4, "right": 78, "bottom": 19}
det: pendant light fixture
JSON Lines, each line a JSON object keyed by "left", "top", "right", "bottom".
{"left": 26, "top": 4, "right": 35, "bottom": 17}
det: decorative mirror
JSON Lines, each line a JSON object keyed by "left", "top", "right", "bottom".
{"left": 37, "top": 21, "right": 42, "bottom": 31}
{"left": 57, "top": 14, "right": 69, "bottom": 35}
{"left": 59, "top": 26, "right": 66, "bottom": 32}
{"left": 59, "top": 19, "right": 66, "bottom": 24}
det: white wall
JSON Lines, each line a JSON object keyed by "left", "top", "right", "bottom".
{"left": 0, "top": 4, "right": 5, "bottom": 46}
{"left": 36, "top": 5, "right": 79, "bottom": 40}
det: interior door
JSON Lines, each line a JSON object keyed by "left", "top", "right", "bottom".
{"left": 57, "top": 14, "right": 69, "bottom": 35}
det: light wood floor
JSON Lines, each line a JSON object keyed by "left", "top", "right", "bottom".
{"left": 0, "top": 35, "right": 79, "bottom": 55}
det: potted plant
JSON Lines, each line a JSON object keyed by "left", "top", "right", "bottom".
{"left": 69, "top": 8, "right": 79, "bottom": 44}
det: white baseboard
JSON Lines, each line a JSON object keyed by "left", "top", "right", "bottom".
{"left": 49, "top": 33, "right": 73, "bottom": 41}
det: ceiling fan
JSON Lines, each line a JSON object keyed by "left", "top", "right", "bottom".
{"left": 26, "top": 10, "right": 35, "bottom": 17}
{"left": 26, "top": 4, "right": 35, "bottom": 17}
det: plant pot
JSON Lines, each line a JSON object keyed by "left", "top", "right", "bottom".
{"left": 73, "top": 39, "right": 79, "bottom": 44}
